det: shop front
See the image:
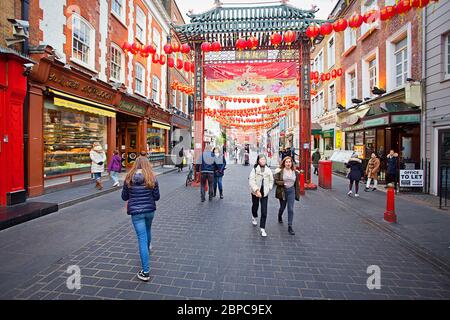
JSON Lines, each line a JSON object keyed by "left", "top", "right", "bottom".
{"left": 171, "top": 112, "right": 191, "bottom": 151}
{"left": 28, "top": 57, "right": 121, "bottom": 196}
{"left": 341, "top": 103, "right": 421, "bottom": 181}
{"left": 116, "top": 97, "right": 148, "bottom": 168}
{"left": 147, "top": 106, "right": 171, "bottom": 166}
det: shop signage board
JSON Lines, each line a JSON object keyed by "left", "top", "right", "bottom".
{"left": 343, "top": 123, "right": 364, "bottom": 132}
{"left": 363, "top": 116, "right": 389, "bottom": 128}
{"left": 400, "top": 170, "right": 424, "bottom": 187}
{"left": 335, "top": 130, "right": 342, "bottom": 149}
{"left": 353, "top": 145, "right": 365, "bottom": 159}
{"left": 118, "top": 101, "right": 146, "bottom": 116}
{"left": 322, "top": 129, "right": 334, "bottom": 138}
{"left": 391, "top": 114, "right": 420, "bottom": 124}
{"left": 235, "top": 50, "right": 268, "bottom": 60}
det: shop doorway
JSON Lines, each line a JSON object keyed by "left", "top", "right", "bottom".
{"left": 116, "top": 114, "right": 140, "bottom": 168}
{"left": 438, "top": 129, "right": 450, "bottom": 204}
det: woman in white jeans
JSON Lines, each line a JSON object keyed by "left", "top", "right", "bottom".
{"left": 365, "top": 153, "right": 380, "bottom": 192}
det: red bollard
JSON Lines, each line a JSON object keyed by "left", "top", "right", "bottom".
{"left": 299, "top": 170, "right": 305, "bottom": 195}
{"left": 384, "top": 183, "right": 397, "bottom": 223}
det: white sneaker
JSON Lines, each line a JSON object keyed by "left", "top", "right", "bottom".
{"left": 149, "top": 242, "right": 152, "bottom": 251}
{"left": 113, "top": 182, "right": 120, "bottom": 187}
{"left": 251, "top": 217, "right": 258, "bottom": 226}
{"left": 347, "top": 190, "right": 353, "bottom": 196}
{"left": 260, "top": 228, "right": 267, "bottom": 237}
{"left": 354, "top": 193, "right": 360, "bottom": 198}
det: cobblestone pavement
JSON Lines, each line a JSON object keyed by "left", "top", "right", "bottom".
{"left": 5, "top": 164, "right": 450, "bottom": 300}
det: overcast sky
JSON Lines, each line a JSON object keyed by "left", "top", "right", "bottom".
{"left": 175, "top": 0, "right": 339, "bottom": 22}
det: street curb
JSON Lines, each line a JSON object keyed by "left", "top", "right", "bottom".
{"left": 58, "top": 168, "right": 177, "bottom": 210}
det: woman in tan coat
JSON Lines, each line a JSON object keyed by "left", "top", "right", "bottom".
{"left": 365, "top": 153, "right": 380, "bottom": 192}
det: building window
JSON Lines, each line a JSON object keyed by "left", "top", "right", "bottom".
{"left": 178, "top": 90, "right": 183, "bottom": 110}
{"left": 328, "top": 83, "right": 336, "bottom": 111}
{"left": 110, "top": 44, "right": 124, "bottom": 82}
{"left": 152, "top": 76, "right": 160, "bottom": 103}
{"left": 135, "top": 63, "right": 145, "bottom": 95}
{"left": 135, "top": 6, "right": 146, "bottom": 43}
{"left": 368, "top": 58, "right": 377, "bottom": 92}
{"left": 327, "top": 36, "right": 335, "bottom": 69}
{"left": 394, "top": 37, "right": 408, "bottom": 87}
{"left": 153, "top": 28, "right": 161, "bottom": 54}
{"left": 362, "top": 50, "right": 378, "bottom": 98}
{"left": 318, "top": 91, "right": 324, "bottom": 116}
{"left": 172, "top": 90, "right": 177, "bottom": 109}
{"left": 318, "top": 50, "right": 324, "bottom": 73}
{"left": 445, "top": 34, "right": 450, "bottom": 78}
{"left": 345, "top": 65, "right": 358, "bottom": 107}
{"left": 344, "top": 27, "right": 357, "bottom": 51}
{"left": 72, "top": 14, "right": 94, "bottom": 67}
{"left": 184, "top": 93, "right": 188, "bottom": 113}
{"left": 111, "top": 0, "right": 125, "bottom": 22}
{"left": 384, "top": 0, "right": 396, "bottom": 6}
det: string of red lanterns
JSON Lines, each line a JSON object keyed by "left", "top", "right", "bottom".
{"left": 205, "top": 95, "right": 299, "bottom": 104}
{"left": 171, "top": 81, "right": 194, "bottom": 96}
{"left": 310, "top": 68, "right": 343, "bottom": 84}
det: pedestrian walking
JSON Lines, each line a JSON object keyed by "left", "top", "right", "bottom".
{"left": 198, "top": 146, "right": 216, "bottom": 202}
{"left": 346, "top": 153, "right": 364, "bottom": 197}
{"left": 312, "top": 149, "right": 321, "bottom": 175}
{"left": 121, "top": 156, "right": 160, "bottom": 282}
{"left": 108, "top": 150, "right": 122, "bottom": 187}
{"left": 386, "top": 150, "right": 399, "bottom": 192}
{"left": 248, "top": 154, "right": 274, "bottom": 237}
{"left": 213, "top": 147, "right": 226, "bottom": 199}
{"left": 274, "top": 156, "right": 300, "bottom": 235}
{"left": 177, "top": 147, "right": 185, "bottom": 172}
{"left": 90, "top": 142, "right": 106, "bottom": 190}
{"left": 365, "top": 153, "right": 380, "bottom": 191}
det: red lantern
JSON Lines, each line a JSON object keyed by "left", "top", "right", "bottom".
{"left": 319, "top": 22, "right": 333, "bottom": 36}
{"left": 363, "top": 9, "right": 378, "bottom": 24}
{"left": 163, "top": 43, "right": 173, "bottom": 55}
{"left": 314, "top": 78, "right": 319, "bottom": 84}
{"left": 131, "top": 42, "right": 141, "bottom": 54}
{"left": 211, "top": 41, "right": 221, "bottom": 52}
{"left": 181, "top": 44, "right": 191, "bottom": 54}
{"left": 248, "top": 36, "right": 259, "bottom": 49}
{"left": 397, "top": 0, "right": 412, "bottom": 15}
{"left": 190, "top": 63, "right": 195, "bottom": 73}
{"left": 380, "top": 6, "right": 397, "bottom": 21}
{"left": 233, "top": 98, "right": 237, "bottom": 103}
{"left": 305, "top": 24, "right": 320, "bottom": 41}
{"left": 331, "top": 69, "right": 337, "bottom": 79}
{"left": 184, "top": 61, "right": 191, "bottom": 72}
{"left": 283, "top": 31, "right": 296, "bottom": 45}
{"left": 176, "top": 58, "right": 183, "bottom": 70}
{"left": 337, "top": 68, "right": 343, "bottom": 77}
{"left": 236, "top": 38, "right": 247, "bottom": 50}
{"left": 348, "top": 14, "right": 364, "bottom": 29}
{"left": 333, "top": 18, "right": 348, "bottom": 32}
{"left": 152, "top": 53, "right": 159, "bottom": 64}
{"left": 320, "top": 73, "right": 326, "bottom": 82}
{"left": 167, "top": 56, "right": 175, "bottom": 68}
{"left": 171, "top": 42, "right": 180, "bottom": 53}
{"left": 159, "top": 54, "right": 166, "bottom": 65}
{"left": 270, "top": 33, "right": 282, "bottom": 47}
{"left": 201, "top": 42, "right": 211, "bottom": 52}
{"left": 314, "top": 71, "right": 319, "bottom": 80}
{"left": 412, "top": 0, "right": 430, "bottom": 8}
{"left": 122, "top": 42, "right": 132, "bottom": 53}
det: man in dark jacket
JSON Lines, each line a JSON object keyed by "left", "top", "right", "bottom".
{"left": 312, "top": 149, "right": 321, "bottom": 175}
{"left": 386, "top": 150, "right": 399, "bottom": 190}
{"left": 198, "top": 147, "right": 216, "bottom": 202}
{"left": 346, "top": 154, "right": 364, "bottom": 197}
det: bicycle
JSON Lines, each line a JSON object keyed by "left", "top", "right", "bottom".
{"left": 185, "top": 165, "right": 194, "bottom": 186}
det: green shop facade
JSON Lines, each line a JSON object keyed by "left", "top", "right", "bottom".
{"left": 339, "top": 102, "right": 421, "bottom": 181}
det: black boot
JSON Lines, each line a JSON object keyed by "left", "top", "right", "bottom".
{"left": 288, "top": 226, "right": 295, "bottom": 235}
{"left": 278, "top": 213, "right": 283, "bottom": 223}
{"left": 220, "top": 193, "right": 223, "bottom": 199}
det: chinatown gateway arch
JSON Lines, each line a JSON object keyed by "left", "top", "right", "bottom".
{"left": 174, "top": 0, "right": 330, "bottom": 188}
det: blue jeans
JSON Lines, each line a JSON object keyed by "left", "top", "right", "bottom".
{"left": 213, "top": 176, "right": 223, "bottom": 195}
{"left": 110, "top": 171, "right": 119, "bottom": 184}
{"left": 131, "top": 211, "right": 155, "bottom": 273}
{"left": 278, "top": 186, "right": 295, "bottom": 226}
{"left": 93, "top": 172, "right": 102, "bottom": 181}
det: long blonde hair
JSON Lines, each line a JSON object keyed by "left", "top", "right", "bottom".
{"left": 125, "top": 156, "right": 156, "bottom": 189}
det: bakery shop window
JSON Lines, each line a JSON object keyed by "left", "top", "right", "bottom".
{"left": 44, "top": 103, "right": 107, "bottom": 177}
{"left": 147, "top": 127, "right": 166, "bottom": 154}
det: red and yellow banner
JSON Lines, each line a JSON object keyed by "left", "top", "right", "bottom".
{"left": 204, "top": 62, "right": 298, "bottom": 96}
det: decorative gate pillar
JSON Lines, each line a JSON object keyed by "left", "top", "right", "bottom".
{"left": 193, "top": 42, "right": 204, "bottom": 184}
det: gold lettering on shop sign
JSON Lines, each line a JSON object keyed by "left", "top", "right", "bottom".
{"left": 81, "top": 86, "right": 114, "bottom": 101}
{"left": 48, "top": 73, "right": 113, "bottom": 101}
{"left": 48, "top": 73, "right": 80, "bottom": 89}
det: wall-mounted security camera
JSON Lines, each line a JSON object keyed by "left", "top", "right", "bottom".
{"left": 23, "top": 63, "right": 34, "bottom": 76}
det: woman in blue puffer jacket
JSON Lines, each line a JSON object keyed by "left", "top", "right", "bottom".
{"left": 122, "top": 156, "right": 160, "bottom": 282}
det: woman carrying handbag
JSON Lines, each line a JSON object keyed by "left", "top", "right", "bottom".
{"left": 274, "top": 156, "right": 300, "bottom": 235}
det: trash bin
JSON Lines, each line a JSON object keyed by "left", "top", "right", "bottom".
{"left": 318, "top": 160, "right": 332, "bottom": 189}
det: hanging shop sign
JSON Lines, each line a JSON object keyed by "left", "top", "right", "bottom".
{"left": 118, "top": 101, "right": 147, "bottom": 116}
{"left": 335, "top": 130, "right": 342, "bottom": 149}
{"left": 400, "top": 170, "right": 424, "bottom": 187}
{"left": 322, "top": 129, "right": 334, "bottom": 138}
{"left": 235, "top": 50, "right": 268, "bottom": 61}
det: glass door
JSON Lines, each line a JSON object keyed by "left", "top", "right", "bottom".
{"left": 439, "top": 130, "right": 450, "bottom": 200}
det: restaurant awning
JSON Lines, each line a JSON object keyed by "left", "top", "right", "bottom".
{"left": 311, "top": 122, "right": 322, "bottom": 135}
{"left": 151, "top": 121, "right": 171, "bottom": 130}
{"left": 49, "top": 88, "right": 116, "bottom": 118}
